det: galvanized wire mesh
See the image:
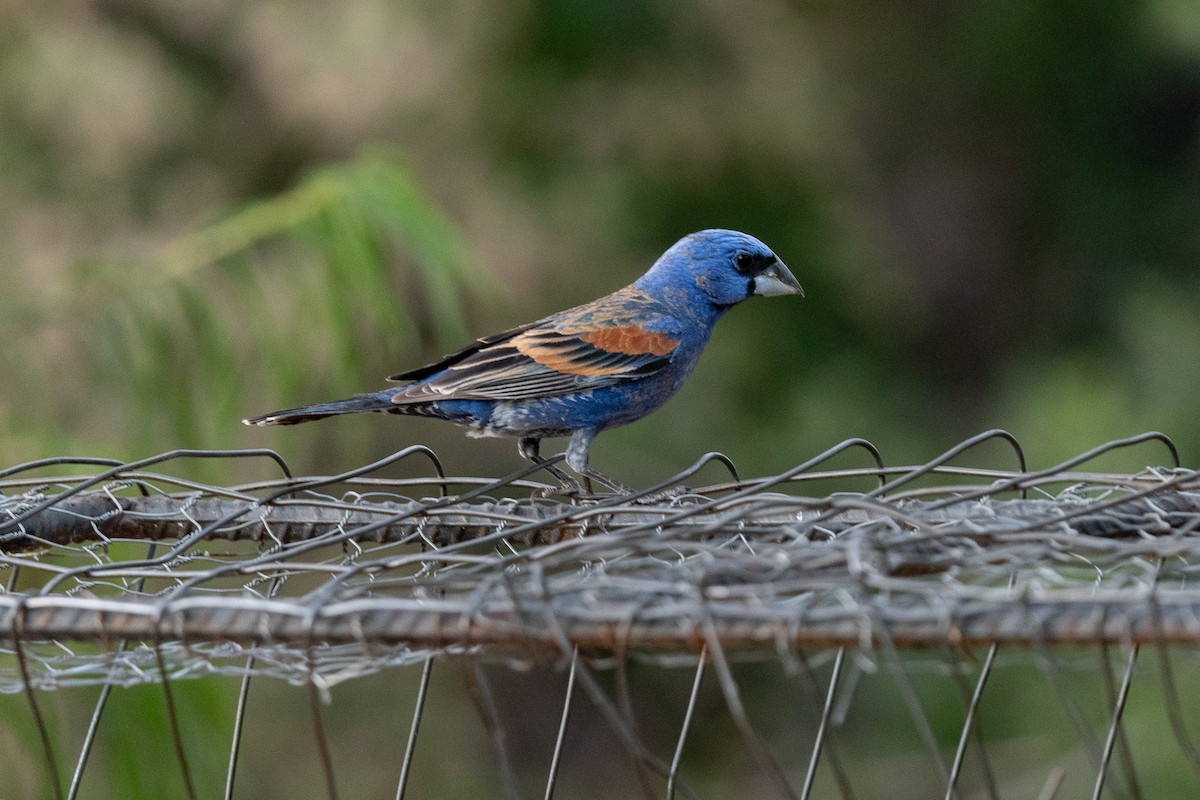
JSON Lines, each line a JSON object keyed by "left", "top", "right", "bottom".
{"left": 2, "top": 431, "right": 1199, "bottom": 799}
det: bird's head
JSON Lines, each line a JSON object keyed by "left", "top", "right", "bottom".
{"left": 637, "top": 229, "right": 803, "bottom": 316}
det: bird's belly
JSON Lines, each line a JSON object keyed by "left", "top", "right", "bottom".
{"left": 432, "top": 377, "right": 678, "bottom": 439}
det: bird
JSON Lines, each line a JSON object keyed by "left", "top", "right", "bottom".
{"left": 243, "top": 229, "right": 803, "bottom": 492}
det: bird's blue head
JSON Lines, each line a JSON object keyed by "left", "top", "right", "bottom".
{"left": 635, "top": 229, "right": 803, "bottom": 322}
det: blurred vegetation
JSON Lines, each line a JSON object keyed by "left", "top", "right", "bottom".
{"left": 2, "top": 0, "right": 1198, "bottom": 480}
{"left": 2, "top": 0, "right": 1200, "bottom": 797}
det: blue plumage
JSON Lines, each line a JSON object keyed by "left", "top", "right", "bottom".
{"left": 244, "top": 229, "right": 803, "bottom": 491}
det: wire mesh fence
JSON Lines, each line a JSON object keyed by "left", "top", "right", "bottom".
{"left": 2, "top": 431, "right": 1200, "bottom": 799}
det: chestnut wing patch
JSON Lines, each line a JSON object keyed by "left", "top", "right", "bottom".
{"left": 577, "top": 326, "right": 678, "bottom": 358}
{"left": 514, "top": 327, "right": 678, "bottom": 376}
{"left": 390, "top": 325, "right": 680, "bottom": 403}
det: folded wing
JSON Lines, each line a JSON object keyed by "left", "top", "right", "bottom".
{"left": 389, "top": 291, "right": 681, "bottom": 404}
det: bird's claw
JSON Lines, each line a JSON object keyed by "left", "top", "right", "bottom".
{"left": 529, "top": 478, "right": 588, "bottom": 502}
{"left": 630, "top": 485, "right": 704, "bottom": 504}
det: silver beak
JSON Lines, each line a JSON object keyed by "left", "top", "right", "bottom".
{"left": 752, "top": 259, "right": 804, "bottom": 297}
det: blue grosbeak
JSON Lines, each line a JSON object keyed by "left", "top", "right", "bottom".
{"left": 244, "top": 229, "right": 803, "bottom": 491}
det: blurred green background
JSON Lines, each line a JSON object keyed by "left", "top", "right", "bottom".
{"left": 2, "top": 1, "right": 1200, "bottom": 797}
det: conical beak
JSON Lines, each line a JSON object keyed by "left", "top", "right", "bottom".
{"left": 752, "top": 258, "right": 804, "bottom": 297}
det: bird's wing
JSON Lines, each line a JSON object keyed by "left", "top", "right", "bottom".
{"left": 387, "top": 321, "right": 540, "bottom": 383}
{"left": 389, "top": 289, "right": 682, "bottom": 403}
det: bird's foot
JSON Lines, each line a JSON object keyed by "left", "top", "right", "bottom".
{"left": 530, "top": 479, "right": 585, "bottom": 501}
{"left": 629, "top": 484, "right": 709, "bottom": 505}
{"left": 523, "top": 456, "right": 588, "bottom": 499}
{"left": 528, "top": 475, "right": 633, "bottom": 504}
{"left": 579, "top": 468, "right": 633, "bottom": 496}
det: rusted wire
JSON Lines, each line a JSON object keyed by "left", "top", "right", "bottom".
{"left": 0, "top": 434, "right": 1198, "bottom": 798}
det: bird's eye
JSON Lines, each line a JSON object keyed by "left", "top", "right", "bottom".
{"left": 734, "top": 252, "right": 770, "bottom": 274}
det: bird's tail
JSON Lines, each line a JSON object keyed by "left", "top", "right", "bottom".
{"left": 242, "top": 392, "right": 395, "bottom": 426}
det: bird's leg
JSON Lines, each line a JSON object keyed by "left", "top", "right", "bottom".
{"left": 517, "top": 437, "right": 583, "bottom": 495}
{"left": 565, "top": 430, "right": 633, "bottom": 495}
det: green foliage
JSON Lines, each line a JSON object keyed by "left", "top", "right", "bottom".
{"left": 72, "top": 153, "right": 480, "bottom": 460}
{"left": 1, "top": 3, "right": 1200, "bottom": 796}
{"left": 96, "top": 681, "right": 230, "bottom": 800}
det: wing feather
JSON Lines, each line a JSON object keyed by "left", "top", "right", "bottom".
{"left": 387, "top": 321, "right": 539, "bottom": 382}
{"left": 388, "top": 288, "right": 682, "bottom": 404}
